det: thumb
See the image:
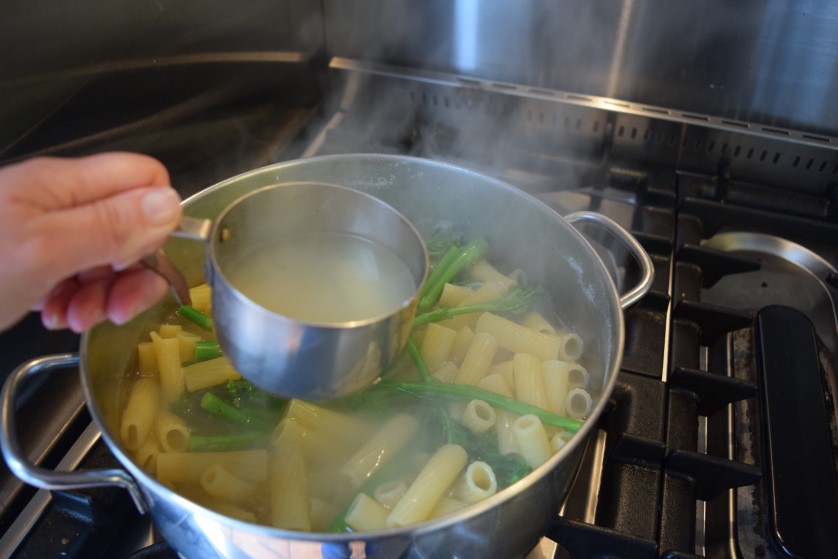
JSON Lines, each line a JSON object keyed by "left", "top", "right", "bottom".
{"left": 39, "top": 186, "right": 182, "bottom": 278}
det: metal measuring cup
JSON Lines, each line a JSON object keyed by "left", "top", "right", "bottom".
{"left": 143, "top": 182, "right": 428, "bottom": 400}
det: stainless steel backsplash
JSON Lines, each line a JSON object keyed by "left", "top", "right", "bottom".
{"left": 324, "top": 0, "right": 838, "bottom": 137}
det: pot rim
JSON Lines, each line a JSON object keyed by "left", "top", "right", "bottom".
{"left": 80, "top": 153, "right": 628, "bottom": 540}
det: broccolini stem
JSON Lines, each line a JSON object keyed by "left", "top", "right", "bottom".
{"left": 200, "top": 393, "right": 272, "bottom": 430}
{"left": 178, "top": 305, "right": 214, "bottom": 332}
{"left": 375, "top": 381, "right": 583, "bottom": 432}
{"left": 413, "top": 286, "right": 547, "bottom": 327}
{"left": 420, "top": 245, "right": 459, "bottom": 300}
{"left": 419, "top": 238, "right": 490, "bottom": 311}
{"left": 194, "top": 341, "right": 223, "bottom": 361}
{"left": 406, "top": 338, "right": 432, "bottom": 382}
{"left": 189, "top": 431, "right": 267, "bottom": 452}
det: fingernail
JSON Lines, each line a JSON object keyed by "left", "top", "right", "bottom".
{"left": 141, "top": 188, "right": 180, "bottom": 226}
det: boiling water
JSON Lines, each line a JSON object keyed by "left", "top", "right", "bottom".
{"left": 227, "top": 231, "right": 416, "bottom": 323}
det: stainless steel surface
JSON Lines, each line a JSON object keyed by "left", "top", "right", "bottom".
{"left": 324, "top": 1, "right": 838, "bottom": 137}
{"left": 0, "top": 421, "right": 102, "bottom": 558}
{"left": 3, "top": 154, "right": 650, "bottom": 558}
{"left": 207, "top": 182, "right": 428, "bottom": 399}
{"left": 564, "top": 211, "right": 654, "bottom": 309}
{"left": 0, "top": 354, "right": 147, "bottom": 512}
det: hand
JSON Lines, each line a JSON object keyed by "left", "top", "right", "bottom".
{"left": 0, "top": 153, "right": 182, "bottom": 333}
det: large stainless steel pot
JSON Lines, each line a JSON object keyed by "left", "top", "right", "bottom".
{"left": 1, "top": 154, "right": 653, "bottom": 559}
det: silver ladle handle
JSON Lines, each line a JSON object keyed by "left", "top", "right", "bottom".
{"left": 139, "top": 216, "right": 213, "bottom": 306}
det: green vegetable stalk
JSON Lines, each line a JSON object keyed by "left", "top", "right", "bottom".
{"left": 413, "top": 286, "right": 549, "bottom": 327}
{"left": 372, "top": 381, "right": 582, "bottom": 432}
{"left": 405, "top": 338, "right": 432, "bottom": 382}
{"left": 419, "top": 238, "right": 490, "bottom": 311}
{"left": 177, "top": 305, "right": 214, "bottom": 332}
{"left": 194, "top": 341, "right": 223, "bottom": 361}
{"left": 199, "top": 392, "right": 273, "bottom": 431}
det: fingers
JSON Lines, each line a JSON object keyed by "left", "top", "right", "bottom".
{"left": 41, "top": 267, "right": 169, "bottom": 333}
{"left": 10, "top": 153, "right": 171, "bottom": 209}
{"left": 35, "top": 184, "right": 182, "bottom": 278}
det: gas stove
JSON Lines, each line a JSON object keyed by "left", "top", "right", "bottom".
{"left": 1, "top": 57, "right": 837, "bottom": 559}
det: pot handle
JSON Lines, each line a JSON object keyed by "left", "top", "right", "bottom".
{"left": 0, "top": 354, "right": 148, "bottom": 513}
{"left": 564, "top": 211, "right": 654, "bottom": 309}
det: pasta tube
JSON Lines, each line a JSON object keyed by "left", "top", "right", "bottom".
{"left": 469, "top": 259, "right": 517, "bottom": 292}
{"left": 386, "top": 444, "right": 468, "bottom": 527}
{"left": 566, "top": 388, "right": 593, "bottom": 419}
{"left": 345, "top": 493, "right": 389, "bottom": 532}
{"left": 340, "top": 413, "right": 419, "bottom": 487}
{"left": 374, "top": 481, "right": 407, "bottom": 509}
{"left": 461, "top": 400, "right": 496, "bottom": 434}
{"left": 453, "top": 332, "right": 499, "bottom": 386}
{"left": 137, "top": 342, "right": 158, "bottom": 376}
{"left": 512, "top": 415, "right": 553, "bottom": 469}
{"left": 200, "top": 464, "right": 259, "bottom": 503}
{"left": 453, "top": 461, "right": 498, "bottom": 504}
{"left": 120, "top": 378, "right": 159, "bottom": 451}
{"left": 157, "top": 450, "right": 269, "bottom": 484}
{"left": 512, "top": 353, "right": 548, "bottom": 410}
{"left": 154, "top": 408, "right": 190, "bottom": 452}
{"left": 475, "top": 313, "right": 561, "bottom": 361}
{"left": 183, "top": 357, "right": 241, "bottom": 392}
{"left": 150, "top": 331, "right": 184, "bottom": 402}
{"left": 419, "top": 323, "right": 457, "bottom": 372}
{"left": 543, "top": 360, "right": 571, "bottom": 416}
{"left": 270, "top": 441, "right": 311, "bottom": 531}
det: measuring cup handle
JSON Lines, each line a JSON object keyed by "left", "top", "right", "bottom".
{"left": 565, "top": 211, "right": 655, "bottom": 309}
{"left": 139, "top": 216, "right": 214, "bottom": 306}
{"left": 0, "top": 354, "right": 148, "bottom": 513}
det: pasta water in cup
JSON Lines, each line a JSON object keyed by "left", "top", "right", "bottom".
{"left": 173, "top": 182, "right": 429, "bottom": 400}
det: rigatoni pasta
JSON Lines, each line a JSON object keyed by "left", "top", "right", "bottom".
{"left": 118, "top": 233, "right": 598, "bottom": 533}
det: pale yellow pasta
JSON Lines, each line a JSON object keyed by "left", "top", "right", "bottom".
{"left": 154, "top": 408, "right": 190, "bottom": 452}
{"left": 157, "top": 450, "right": 269, "bottom": 484}
{"left": 270, "top": 441, "right": 311, "bottom": 530}
{"left": 445, "top": 401, "right": 467, "bottom": 423}
{"left": 120, "top": 377, "right": 159, "bottom": 451}
{"left": 566, "top": 363, "right": 590, "bottom": 389}
{"left": 550, "top": 430, "right": 574, "bottom": 453}
{"left": 477, "top": 373, "right": 512, "bottom": 398}
{"left": 512, "top": 353, "right": 548, "bottom": 410}
{"left": 432, "top": 361, "right": 459, "bottom": 383}
{"left": 495, "top": 410, "right": 520, "bottom": 456}
{"left": 177, "top": 331, "right": 202, "bottom": 361}
{"left": 508, "top": 268, "right": 527, "bottom": 286}
{"left": 150, "top": 331, "right": 184, "bottom": 403}
{"left": 453, "top": 332, "right": 498, "bottom": 386}
{"left": 386, "top": 444, "right": 468, "bottom": 528}
{"left": 475, "top": 312, "right": 561, "bottom": 361}
{"left": 469, "top": 259, "right": 517, "bottom": 292}
{"left": 556, "top": 332, "right": 584, "bottom": 362}
{"left": 158, "top": 324, "right": 182, "bottom": 339}
{"left": 200, "top": 464, "right": 259, "bottom": 503}
{"left": 566, "top": 388, "right": 593, "bottom": 419}
{"left": 429, "top": 497, "right": 468, "bottom": 519}
{"left": 189, "top": 283, "right": 212, "bottom": 313}
{"left": 512, "top": 415, "right": 553, "bottom": 468}
{"left": 134, "top": 432, "right": 161, "bottom": 474}
{"left": 522, "top": 311, "right": 557, "bottom": 335}
{"left": 285, "top": 400, "right": 370, "bottom": 445}
{"left": 449, "top": 326, "right": 476, "bottom": 365}
{"left": 488, "top": 359, "right": 514, "bottom": 380}
{"left": 461, "top": 400, "right": 496, "bottom": 434}
{"left": 340, "top": 413, "right": 419, "bottom": 487}
{"left": 183, "top": 356, "right": 242, "bottom": 392}
{"left": 543, "top": 360, "right": 570, "bottom": 416}
{"left": 440, "top": 282, "right": 506, "bottom": 331}
{"left": 419, "top": 323, "right": 457, "bottom": 371}
{"left": 476, "top": 374, "right": 519, "bottom": 455}
{"left": 345, "top": 493, "right": 389, "bottom": 531}
{"left": 271, "top": 418, "right": 340, "bottom": 468}
{"left": 137, "top": 342, "right": 158, "bottom": 376}
{"left": 438, "top": 282, "right": 472, "bottom": 307}
{"left": 453, "top": 461, "right": 498, "bottom": 504}
{"left": 374, "top": 481, "right": 407, "bottom": 509}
